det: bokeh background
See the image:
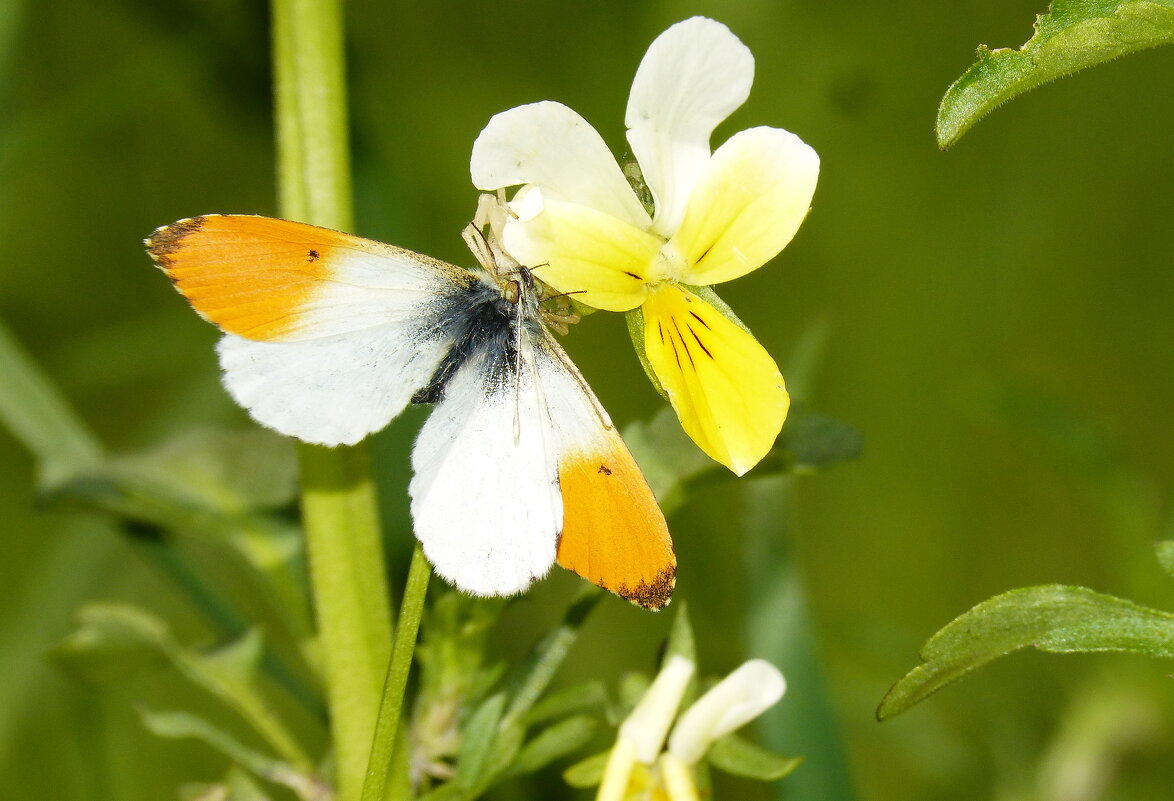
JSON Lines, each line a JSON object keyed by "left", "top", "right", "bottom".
{"left": 2, "top": 1, "right": 1173, "bottom": 799}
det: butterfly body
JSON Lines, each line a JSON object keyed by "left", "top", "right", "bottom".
{"left": 147, "top": 208, "right": 675, "bottom": 608}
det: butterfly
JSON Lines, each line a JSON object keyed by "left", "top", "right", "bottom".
{"left": 145, "top": 195, "right": 675, "bottom": 609}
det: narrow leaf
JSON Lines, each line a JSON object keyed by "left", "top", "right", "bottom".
{"left": 937, "top": 0, "right": 1174, "bottom": 147}
{"left": 140, "top": 707, "right": 285, "bottom": 779}
{"left": 522, "top": 680, "right": 608, "bottom": 727}
{"left": 0, "top": 318, "right": 102, "bottom": 486}
{"left": 562, "top": 750, "right": 611, "bottom": 788}
{"left": 878, "top": 584, "right": 1174, "bottom": 720}
{"left": 509, "top": 715, "right": 598, "bottom": 776}
{"left": 454, "top": 693, "right": 507, "bottom": 789}
{"left": 142, "top": 709, "right": 326, "bottom": 801}
{"left": 48, "top": 603, "right": 171, "bottom": 683}
{"left": 707, "top": 733, "right": 804, "bottom": 781}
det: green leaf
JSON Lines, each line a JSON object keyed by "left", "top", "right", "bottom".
{"left": 622, "top": 407, "right": 715, "bottom": 514}
{"left": 937, "top": 0, "right": 1174, "bottom": 147}
{"left": 707, "top": 733, "right": 804, "bottom": 781}
{"left": 1158, "top": 539, "right": 1174, "bottom": 579}
{"left": 878, "top": 584, "right": 1174, "bottom": 720}
{"left": 141, "top": 709, "right": 326, "bottom": 801}
{"left": 454, "top": 693, "right": 507, "bottom": 789}
{"left": 499, "top": 587, "right": 601, "bottom": 730}
{"left": 509, "top": 715, "right": 598, "bottom": 776}
{"left": 0, "top": 318, "right": 102, "bottom": 486}
{"left": 48, "top": 603, "right": 171, "bottom": 683}
{"left": 562, "top": 749, "right": 611, "bottom": 788}
{"left": 52, "top": 604, "right": 312, "bottom": 769}
{"left": 470, "top": 720, "right": 524, "bottom": 795}
{"left": 140, "top": 707, "right": 285, "bottom": 781}
{"left": 522, "top": 680, "right": 608, "bottom": 726}
{"left": 769, "top": 409, "right": 864, "bottom": 474}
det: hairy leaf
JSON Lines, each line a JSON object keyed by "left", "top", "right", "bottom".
{"left": 937, "top": 0, "right": 1174, "bottom": 147}
{"left": 878, "top": 584, "right": 1174, "bottom": 719}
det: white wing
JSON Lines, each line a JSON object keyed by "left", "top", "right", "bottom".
{"left": 409, "top": 337, "right": 563, "bottom": 597}
{"left": 218, "top": 321, "right": 449, "bottom": 447}
{"left": 148, "top": 215, "right": 474, "bottom": 446}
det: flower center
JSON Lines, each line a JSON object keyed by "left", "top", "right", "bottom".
{"left": 649, "top": 238, "right": 688, "bottom": 286}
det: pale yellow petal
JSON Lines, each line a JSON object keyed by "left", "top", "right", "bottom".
{"left": 642, "top": 285, "right": 788, "bottom": 475}
{"left": 670, "top": 126, "right": 818, "bottom": 286}
{"left": 503, "top": 196, "right": 662, "bottom": 312}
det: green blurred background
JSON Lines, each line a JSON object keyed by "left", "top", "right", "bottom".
{"left": 3, "top": 0, "right": 1173, "bottom": 799}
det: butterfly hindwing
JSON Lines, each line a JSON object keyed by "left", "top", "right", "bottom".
{"left": 537, "top": 338, "right": 676, "bottom": 609}
{"left": 409, "top": 320, "right": 563, "bottom": 596}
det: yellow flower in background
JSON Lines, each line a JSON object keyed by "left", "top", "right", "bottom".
{"left": 471, "top": 16, "right": 819, "bottom": 475}
{"left": 595, "top": 656, "right": 787, "bottom": 801}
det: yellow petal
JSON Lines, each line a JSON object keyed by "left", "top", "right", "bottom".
{"left": 503, "top": 194, "right": 663, "bottom": 312}
{"left": 670, "top": 126, "right": 819, "bottom": 286}
{"left": 642, "top": 285, "right": 788, "bottom": 475}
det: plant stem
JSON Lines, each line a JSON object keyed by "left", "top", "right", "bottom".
{"left": 362, "top": 543, "right": 431, "bottom": 801}
{"left": 271, "top": 1, "right": 393, "bottom": 799}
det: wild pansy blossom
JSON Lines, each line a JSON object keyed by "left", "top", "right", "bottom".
{"left": 595, "top": 656, "right": 787, "bottom": 801}
{"left": 471, "top": 17, "right": 819, "bottom": 475}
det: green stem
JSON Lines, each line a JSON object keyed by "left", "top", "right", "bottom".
{"left": 272, "top": 1, "right": 392, "bottom": 799}
{"left": 362, "top": 543, "right": 431, "bottom": 801}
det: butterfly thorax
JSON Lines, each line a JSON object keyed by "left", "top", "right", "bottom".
{"left": 410, "top": 272, "right": 537, "bottom": 405}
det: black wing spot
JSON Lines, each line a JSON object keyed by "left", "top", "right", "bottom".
{"left": 597, "top": 464, "right": 613, "bottom": 476}
{"left": 308, "top": 249, "right": 321, "bottom": 262}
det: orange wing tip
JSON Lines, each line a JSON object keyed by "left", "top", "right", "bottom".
{"left": 617, "top": 563, "right": 676, "bottom": 610}
{"left": 145, "top": 216, "right": 208, "bottom": 270}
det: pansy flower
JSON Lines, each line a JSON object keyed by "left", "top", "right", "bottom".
{"left": 471, "top": 16, "right": 819, "bottom": 475}
{"left": 594, "top": 655, "right": 788, "bottom": 801}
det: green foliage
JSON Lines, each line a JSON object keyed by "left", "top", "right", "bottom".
{"left": 937, "top": 0, "right": 1174, "bottom": 146}
{"left": 1158, "top": 539, "right": 1174, "bottom": 578}
{"left": 707, "top": 733, "right": 804, "bottom": 781}
{"left": 624, "top": 405, "right": 861, "bottom": 515}
{"left": 879, "top": 585, "right": 1174, "bottom": 720}
{"left": 52, "top": 604, "right": 314, "bottom": 769}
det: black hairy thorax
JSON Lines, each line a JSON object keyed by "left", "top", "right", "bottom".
{"left": 410, "top": 272, "right": 540, "bottom": 405}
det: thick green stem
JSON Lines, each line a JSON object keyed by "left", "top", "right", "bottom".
{"left": 272, "top": 1, "right": 392, "bottom": 799}
{"left": 362, "top": 544, "right": 431, "bottom": 801}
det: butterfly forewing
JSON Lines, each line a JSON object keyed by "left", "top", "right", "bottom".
{"left": 148, "top": 215, "right": 473, "bottom": 445}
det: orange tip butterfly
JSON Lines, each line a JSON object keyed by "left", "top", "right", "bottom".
{"left": 145, "top": 195, "right": 675, "bottom": 609}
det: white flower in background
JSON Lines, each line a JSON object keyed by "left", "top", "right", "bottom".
{"left": 596, "top": 656, "right": 786, "bottom": 801}
{"left": 471, "top": 17, "right": 819, "bottom": 476}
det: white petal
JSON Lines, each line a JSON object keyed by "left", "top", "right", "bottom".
{"left": 619, "top": 655, "right": 695, "bottom": 763}
{"left": 667, "top": 659, "right": 785, "bottom": 764}
{"left": 625, "top": 17, "right": 754, "bottom": 238}
{"left": 471, "top": 101, "right": 650, "bottom": 228}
